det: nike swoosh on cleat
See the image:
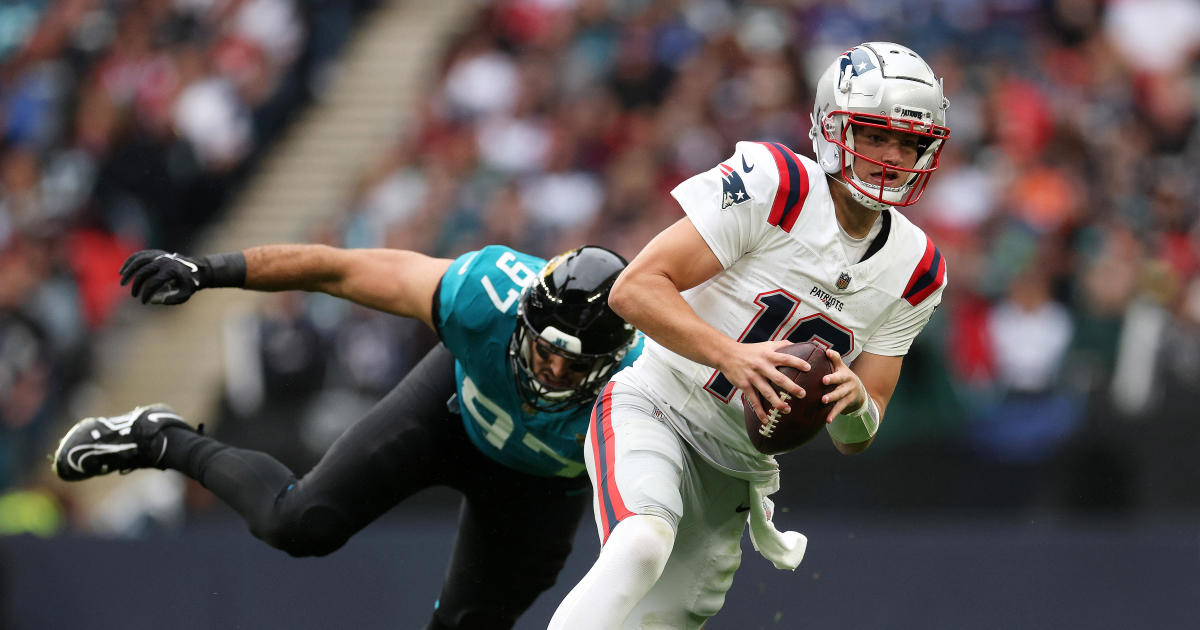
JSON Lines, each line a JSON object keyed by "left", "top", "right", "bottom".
{"left": 66, "top": 443, "right": 137, "bottom": 473}
{"left": 147, "top": 412, "right": 183, "bottom": 423}
{"left": 742, "top": 155, "right": 754, "bottom": 173}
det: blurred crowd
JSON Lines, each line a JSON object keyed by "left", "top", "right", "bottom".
{"left": 2, "top": 0, "right": 1199, "bottom": 536}
{"left": 0, "top": 0, "right": 373, "bottom": 530}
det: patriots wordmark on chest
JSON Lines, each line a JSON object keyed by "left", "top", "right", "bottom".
{"left": 809, "top": 286, "right": 845, "bottom": 312}
{"left": 718, "top": 164, "right": 751, "bottom": 209}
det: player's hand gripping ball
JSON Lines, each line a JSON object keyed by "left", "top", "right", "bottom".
{"left": 743, "top": 342, "right": 834, "bottom": 455}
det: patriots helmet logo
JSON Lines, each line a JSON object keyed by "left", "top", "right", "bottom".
{"left": 719, "top": 163, "right": 751, "bottom": 209}
{"left": 838, "top": 47, "right": 877, "bottom": 81}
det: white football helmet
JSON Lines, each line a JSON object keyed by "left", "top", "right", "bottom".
{"left": 810, "top": 42, "right": 950, "bottom": 211}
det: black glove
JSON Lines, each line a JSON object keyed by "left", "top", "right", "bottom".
{"left": 119, "top": 249, "right": 246, "bottom": 305}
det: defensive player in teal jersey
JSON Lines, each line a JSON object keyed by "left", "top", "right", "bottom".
{"left": 50, "top": 243, "right": 641, "bottom": 630}
{"left": 437, "top": 246, "right": 640, "bottom": 478}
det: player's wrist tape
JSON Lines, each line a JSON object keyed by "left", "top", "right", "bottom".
{"left": 827, "top": 395, "right": 879, "bottom": 444}
{"left": 201, "top": 252, "right": 246, "bottom": 287}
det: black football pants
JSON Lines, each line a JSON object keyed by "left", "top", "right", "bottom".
{"left": 161, "top": 343, "right": 589, "bottom": 629}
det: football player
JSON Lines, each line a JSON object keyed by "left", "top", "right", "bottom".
{"left": 51, "top": 243, "right": 642, "bottom": 630}
{"left": 549, "top": 42, "right": 950, "bottom": 628}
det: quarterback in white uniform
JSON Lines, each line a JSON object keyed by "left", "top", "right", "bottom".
{"left": 550, "top": 42, "right": 951, "bottom": 629}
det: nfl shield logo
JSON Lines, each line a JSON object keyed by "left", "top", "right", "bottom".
{"left": 836, "top": 272, "right": 851, "bottom": 290}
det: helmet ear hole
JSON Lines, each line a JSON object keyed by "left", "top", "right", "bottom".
{"left": 812, "top": 109, "right": 843, "bottom": 174}
{"left": 818, "top": 142, "right": 840, "bottom": 173}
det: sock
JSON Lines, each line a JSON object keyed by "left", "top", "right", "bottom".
{"left": 157, "top": 426, "right": 217, "bottom": 475}
{"left": 154, "top": 426, "right": 296, "bottom": 529}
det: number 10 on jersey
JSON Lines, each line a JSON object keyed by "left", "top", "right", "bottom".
{"left": 703, "top": 289, "right": 854, "bottom": 402}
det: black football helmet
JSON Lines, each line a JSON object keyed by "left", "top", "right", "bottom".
{"left": 509, "top": 246, "right": 637, "bottom": 412}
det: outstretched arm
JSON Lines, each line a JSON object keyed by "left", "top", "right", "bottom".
{"left": 121, "top": 245, "right": 452, "bottom": 329}
{"left": 243, "top": 245, "right": 451, "bottom": 328}
{"left": 608, "top": 218, "right": 810, "bottom": 423}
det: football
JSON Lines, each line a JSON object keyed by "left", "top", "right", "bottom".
{"left": 743, "top": 341, "right": 835, "bottom": 455}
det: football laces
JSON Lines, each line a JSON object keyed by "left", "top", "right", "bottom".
{"left": 759, "top": 392, "right": 791, "bottom": 437}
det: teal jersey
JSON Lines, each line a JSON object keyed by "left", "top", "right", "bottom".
{"left": 436, "top": 246, "right": 643, "bottom": 478}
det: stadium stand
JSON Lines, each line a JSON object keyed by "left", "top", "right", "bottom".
{"left": 3, "top": 0, "right": 1199, "bottom": 538}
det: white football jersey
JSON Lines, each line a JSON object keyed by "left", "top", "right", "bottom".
{"left": 621, "top": 140, "right": 947, "bottom": 474}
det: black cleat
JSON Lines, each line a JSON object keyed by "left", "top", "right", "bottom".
{"left": 52, "top": 404, "right": 194, "bottom": 481}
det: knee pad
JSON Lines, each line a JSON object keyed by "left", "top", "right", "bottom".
{"left": 610, "top": 514, "right": 675, "bottom": 578}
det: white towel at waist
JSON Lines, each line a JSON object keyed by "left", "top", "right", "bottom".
{"left": 746, "top": 475, "right": 807, "bottom": 570}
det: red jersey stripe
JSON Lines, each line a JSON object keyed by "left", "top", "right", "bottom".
{"left": 902, "top": 236, "right": 946, "bottom": 305}
{"left": 755, "top": 142, "right": 809, "bottom": 233}
{"left": 588, "top": 393, "right": 609, "bottom": 537}
{"left": 592, "top": 382, "right": 632, "bottom": 543}
{"left": 908, "top": 253, "right": 946, "bottom": 305}
{"left": 756, "top": 142, "right": 792, "bottom": 227}
{"left": 773, "top": 143, "right": 809, "bottom": 233}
